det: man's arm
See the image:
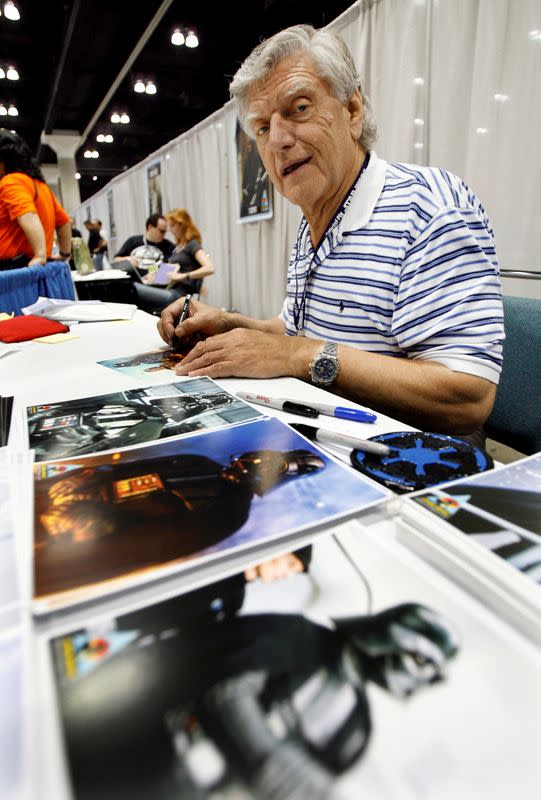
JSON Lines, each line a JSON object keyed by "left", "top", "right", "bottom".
{"left": 174, "top": 328, "right": 495, "bottom": 433}
{"left": 16, "top": 211, "right": 47, "bottom": 265}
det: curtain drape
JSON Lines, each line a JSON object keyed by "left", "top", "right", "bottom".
{"left": 75, "top": 0, "right": 540, "bottom": 318}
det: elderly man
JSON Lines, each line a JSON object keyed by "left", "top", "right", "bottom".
{"left": 158, "top": 25, "right": 503, "bottom": 436}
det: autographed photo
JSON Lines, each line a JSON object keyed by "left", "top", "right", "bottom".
{"left": 27, "top": 377, "right": 262, "bottom": 462}
{"left": 33, "top": 417, "right": 389, "bottom": 605}
{"left": 50, "top": 534, "right": 460, "bottom": 800}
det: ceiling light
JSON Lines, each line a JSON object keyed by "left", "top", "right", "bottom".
{"left": 145, "top": 81, "right": 157, "bottom": 95}
{"left": 0, "top": 68, "right": 4, "bottom": 79}
{"left": 111, "top": 112, "right": 121, "bottom": 123}
{"left": 134, "top": 79, "right": 145, "bottom": 93}
{"left": 171, "top": 28, "right": 184, "bottom": 46}
{"left": 493, "top": 93, "right": 509, "bottom": 102}
{"left": 75, "top": 172, "right": 81, "bottom": 180}
{"left": 528, "top": 29, "right": 541, "bottom": 40}
{"left": 120, "top": 112, "right": 130, "bottom": 124}
{"left": 413, "top": 76, "right": 424, "bottom": 86}
{"left": 3, "top": 2, "right": 21, "bottom": 22}
{"left": 96, "top": 133, "right": 105, "bottom": 142}
{"left": 92, "top": 176, "right": 97, "bottom": 181}
{"left": 105, "top": 134, "right": 113, "bottom": 143}
{"left": 414, "top": 118, "right": 424, "bottom": 126}
{"left": 414, "top": 142, "right": 424, "bottom": 150}
{"left": 6, "top": 66, "right": 19, "bottom": 80}
{"left": 7, "top": 104, "right": 18, "bottom": 116}
{"left": 185, "top": 31, "right": 199, "bottom": 48}
{"left": 84, "top": 150, "right": 92, "bottom": 158}
{"left": 0, "top": 105, "right": 7, "bottom": 116}
{"left": 91, "top": 150, "right": 99, "bottom": 158}
{"left": 476, "top": 127, "right": 488, "bottom": 134}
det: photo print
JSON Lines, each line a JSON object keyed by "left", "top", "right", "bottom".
{"left": 33, "top": 417, "right": 389, "bottom": 608}
{"left": 235, "top": 118, "right": 273, "bottom": 222}
{"left": 147, "top": 159, "right": 163, "bottom": 216}
{"left": 27, "top": 377, "right": 263, "bottom": 463}
{"left": 49, "top": 534, "right": 460, "bottom": 799}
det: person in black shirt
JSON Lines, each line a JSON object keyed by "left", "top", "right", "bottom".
{"left": 113, "top": 213, "right": 175, "bottom": 276}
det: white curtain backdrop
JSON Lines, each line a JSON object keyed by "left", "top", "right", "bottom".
{"left": 75, "top": 0, "right": 541, "bottom": 316}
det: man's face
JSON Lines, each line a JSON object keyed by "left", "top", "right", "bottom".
{"left": 245, "top": 53, "right": 364, "bottom": 221}
{"left": 147, "top": 217, "right": 168, "bottom": 242}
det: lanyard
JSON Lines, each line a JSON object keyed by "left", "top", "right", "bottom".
{"left": 291, "top": 152, "right": 371, "bottom": 332}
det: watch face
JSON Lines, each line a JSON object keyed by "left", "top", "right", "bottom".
{"left": 314, "top": 356, "right": 337, "bottom": 385}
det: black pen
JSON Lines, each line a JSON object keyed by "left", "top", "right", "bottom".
{"left": 178, "top": 294, "right": 192, "bottom": 324}
{"left": 291, "top": 422, "right": 391, "bottom": 457}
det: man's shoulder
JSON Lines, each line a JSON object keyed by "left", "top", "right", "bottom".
{"left": 159, "top": 239, "right": 175, "bottom": 255}
{"left": 384, "top": 161, "right": 477, "bottom": 212}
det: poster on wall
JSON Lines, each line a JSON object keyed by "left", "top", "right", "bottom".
{"left": 107, "top": 189, "right": 116, "bottom": 239}
{"left": 147, "top": 159, "right": 163, "bottom": 216}
{"left": 234, "top": 118, "right": 273, "bottom": 223}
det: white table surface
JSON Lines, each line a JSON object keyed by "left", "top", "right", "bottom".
{"left": 1, "top": 310, "right": 539, "bottom": 800}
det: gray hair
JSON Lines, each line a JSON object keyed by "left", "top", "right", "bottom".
{"left": 229, "top": 24, "right": 377, "bottom": 150}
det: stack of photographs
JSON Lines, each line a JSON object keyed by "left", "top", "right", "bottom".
{"left": 26, "top": 377, "right": 391, "bottom": 614}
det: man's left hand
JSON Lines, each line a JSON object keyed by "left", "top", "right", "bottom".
{"left": 174, "top": 328, "right": 306, "bottom": 379}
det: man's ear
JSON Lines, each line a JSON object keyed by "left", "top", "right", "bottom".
{"left": 347, "top": 89, "right": 365, "bottom": 141}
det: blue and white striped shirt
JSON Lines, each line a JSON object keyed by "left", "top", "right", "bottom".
{"left": 280, "top": 153, "right": 504, "bottom": 384}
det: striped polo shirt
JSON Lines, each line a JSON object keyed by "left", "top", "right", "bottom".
{"left": 279, "top": 152, "right": 504, "bottom": 384}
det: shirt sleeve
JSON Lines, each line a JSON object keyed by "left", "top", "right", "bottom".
{"left": 393, "top": 204, "right": 504, "bottom": 384}
{"left": 114, "top": 237, "right": 137, "bottom": 257}
{"left": 0, "top": 174, "right": 36, "bottom": 219}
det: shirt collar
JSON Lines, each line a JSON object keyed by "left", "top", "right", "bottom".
{"left": 338, "top": 151, "right": 388, "bottom": 236}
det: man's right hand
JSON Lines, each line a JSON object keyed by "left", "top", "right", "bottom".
{"left": 157, "top": 298, "right": 232, "bottom": 346}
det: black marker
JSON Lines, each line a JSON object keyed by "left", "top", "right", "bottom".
{"left": 178, "top": 294, "right": 192, "bottom": 324}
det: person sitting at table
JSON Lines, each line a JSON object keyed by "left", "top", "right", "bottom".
{"left": 0, "top": 128, "right": 71, "bottom": 270}
{"left": 157, "top": 24, "right": 503, "bottom": 439}
{"left": 134, "top": 208, "right": 215, "bottom": 315}
{"left": 112, "top": 212, "right": 175, "bottom": 277}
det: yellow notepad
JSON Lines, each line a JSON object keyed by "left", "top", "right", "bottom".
{"left": 33, "top": 333, "right": 80, "bottom": 344}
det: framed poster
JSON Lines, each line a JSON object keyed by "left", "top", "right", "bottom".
{"left": 234, "top": 118, "right": 273, "bottom": 223}
{"left": 147, "top": 159, "right": 163, "bottom": 216}
{"left": 107, "top": 189, "right": 116, "bottom": 239}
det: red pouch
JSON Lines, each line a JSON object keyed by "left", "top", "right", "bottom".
{"left": 0, "top": 315, "right": 70, "bottom": 343}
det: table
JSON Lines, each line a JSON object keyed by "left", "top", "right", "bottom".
{"left": 1, "top": 311, "right": 540, "bottom": 800}
{"left": 71, "top": 268, "right": 136, "bottom": 305}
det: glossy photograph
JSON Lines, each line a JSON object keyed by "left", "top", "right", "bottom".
{"left": 50, "top": 534, "right": 459, "bottom": 799}
{"left": 413, "top": 453, "right": 541, "bottom": 585}
{"left": 33, "top": 417, "right": 389, "bottom": 609}
{"left": 27, "top": 377, "right": 262, "bottom": 462}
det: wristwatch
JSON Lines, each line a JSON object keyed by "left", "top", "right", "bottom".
{"left": 309, "top": 341, "right": 340, "bottom": 387}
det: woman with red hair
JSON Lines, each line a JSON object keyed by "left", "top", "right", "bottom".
{"left": 134, "top": 207, "right": 215, "bottom": 313}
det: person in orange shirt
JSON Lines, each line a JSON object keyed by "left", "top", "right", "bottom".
{"left": 0, "top": 128, "right": 71, "bottom": 269}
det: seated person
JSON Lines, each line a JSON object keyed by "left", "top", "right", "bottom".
{"left": 157, "top": 25, "right": 504, "bottom": 439}
{"left": 134, "top": 208, "right": 215, "bottom": 315}
{"left": 113, "top": 213, "right": 175, "bottom": 277}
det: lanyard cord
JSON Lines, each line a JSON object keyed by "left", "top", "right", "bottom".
{"left": 291, "top": 152, "right": 371, "bottom": 332}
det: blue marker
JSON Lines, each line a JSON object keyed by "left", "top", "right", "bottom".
{"left": 236, "top": 392, "right": 376, "bottom": 423}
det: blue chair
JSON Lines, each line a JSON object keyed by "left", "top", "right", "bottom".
{"left": 484, "top": 295, "right": 541, "bottom": 455}
{"left": 0, "top": 260, "right": 75, "bottom": 315}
